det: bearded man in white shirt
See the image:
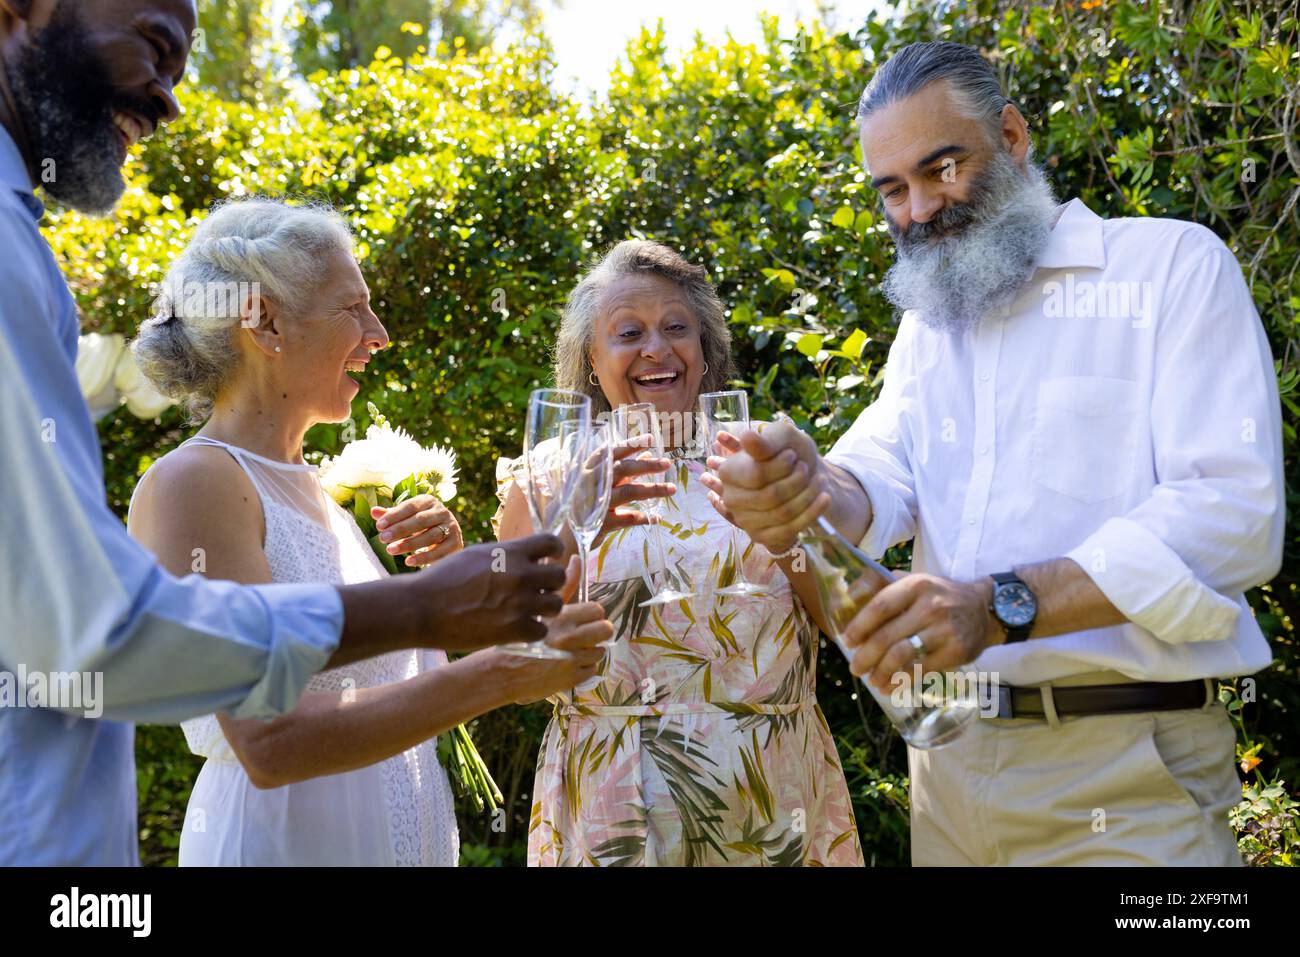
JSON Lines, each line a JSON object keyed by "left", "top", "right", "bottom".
{"left": 701, "top": 40, "right": 1284, "bottom": 866}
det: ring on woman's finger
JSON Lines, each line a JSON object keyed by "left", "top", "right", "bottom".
{"left": 907, "top": 634, "right": 926, "bottom": 659}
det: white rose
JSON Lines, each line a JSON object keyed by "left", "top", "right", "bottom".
{"left": 124, "top": 380, "right": 175, "bottom": 419}
{"left": 320, "top": 420, "right": 460, "bottom": 506}
{"left": 112, "top": 346, "right": 144, "bottom": 395}
{"left": 109, "top": 348, "right": 175, "bottom": 419}
{"left": 75, "top": 332, "right": 125, "bottom": 400}
{"left": 319, "top": 437, "right": 393, "bottom": 503}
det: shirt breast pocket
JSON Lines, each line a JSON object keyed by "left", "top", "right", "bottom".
{"left": 1030, "top": 376, "right": 1142, "bottom": 504}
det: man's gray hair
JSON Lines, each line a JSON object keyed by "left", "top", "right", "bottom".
{"left": 857, "top": 41, "right": 1010, "bottom": 141}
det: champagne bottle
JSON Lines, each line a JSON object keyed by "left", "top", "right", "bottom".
{"left": 798, "top": 516, "right": 979, "bottom": 750}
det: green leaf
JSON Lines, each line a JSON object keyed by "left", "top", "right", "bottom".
{"left": 392, "top": 475, "right": 417, "bottom": 502}
{"left": 842, "top": 328, "right": 868, "bottom": 360}
{"left": 831, "top": 205, "right": 855, "bottom": 229}
{"left": 368, "top": 532, "right": 400, "bottom": 574}
{"left": 762, "top": 267, "right": 796, "bottom": 291}
{"left": 352, "top": 485, "right": 380, "bottom": 534}
{"left": 795, "top": 333, "right": 823, "bottom": 358}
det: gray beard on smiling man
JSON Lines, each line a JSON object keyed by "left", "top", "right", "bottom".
{"left": 3, "top": 3, "right": 134, "bottom": 215}
{"left": 881, "top": 150, "right": 1059, "bottom": 334}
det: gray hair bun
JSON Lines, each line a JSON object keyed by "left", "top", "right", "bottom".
{"left": 131, "top": 198, "right": 354, "bottom": 424}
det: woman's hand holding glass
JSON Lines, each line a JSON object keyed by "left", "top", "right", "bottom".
{"left": 596, "top": 434, "right": 676, "bottom": 543}
{"left": 497, "top": 555, "right": 613, "bottom": 704}
{"left": 505, "top": 605, "right": 608, "bottom": 703}
{"left": 698, "top": 418, "right": 831, "bottom": 554}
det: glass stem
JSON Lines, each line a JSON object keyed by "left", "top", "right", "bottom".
{"left": 729, "top": 526, "right": 750, "bottom": 586}
{"left": 578, "top": 535, "right": 591, "bottom": 603}
{"left": 652, "top": 521, "right": 679, "bottom": 592}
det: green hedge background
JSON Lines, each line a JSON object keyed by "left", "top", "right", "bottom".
{"left": 46, "top": 0, "right": 1299, "bottom": 865}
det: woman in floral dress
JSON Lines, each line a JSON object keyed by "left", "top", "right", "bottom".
{"left": 495, "top": 240, "right": 862, "bottom": 866}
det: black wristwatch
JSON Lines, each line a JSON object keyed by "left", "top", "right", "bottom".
{"left": 989, "top": 571, "right": 1037, "bottom": 643}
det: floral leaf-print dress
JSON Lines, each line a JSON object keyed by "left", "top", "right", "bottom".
{"left": 495, "top": 451, "right": 863, "bottom": 867}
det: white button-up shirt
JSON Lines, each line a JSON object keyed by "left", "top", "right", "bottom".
{"left": 826, "top": 198, "right": 1283, "bottom": 686}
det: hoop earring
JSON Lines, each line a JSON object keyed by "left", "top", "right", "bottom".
{"left": 588, "top": 371, "right": 598, "bottom": 386}
{"left": 703, "top": 361, "right": 709, "bottom": 377}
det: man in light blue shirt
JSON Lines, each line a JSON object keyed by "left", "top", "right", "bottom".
{"left": 0, "top": 0, "right": 568, "bottom": 865}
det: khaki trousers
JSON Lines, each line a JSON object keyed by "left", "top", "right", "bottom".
{"left": 909, "top": 672, "right": 1244, "bottom": 866}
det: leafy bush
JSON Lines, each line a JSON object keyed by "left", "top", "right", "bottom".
{"left": 134, "top": 725, "right": 204, "bottom": 867}
{"left": 48, "top": 0, "right": 1297, "bottom": 865}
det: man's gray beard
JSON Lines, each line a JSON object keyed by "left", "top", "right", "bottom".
{"left": 4, "top": 10, "right": 127, "bottom": 216}
{"left": 881, "top": 152, "right": 1058, "bottom": 334}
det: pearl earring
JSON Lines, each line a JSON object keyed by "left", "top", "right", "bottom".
{"left": 274, "top": 346, "right": 282, "bottom": 353}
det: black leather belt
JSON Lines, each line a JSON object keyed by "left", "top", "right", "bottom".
{"left": 992, "top": 678, "right": 1214, "bottom": 720}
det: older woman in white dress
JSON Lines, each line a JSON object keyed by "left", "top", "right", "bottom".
{"left": 127, "top": 198, "right": 610, "bottom": 866}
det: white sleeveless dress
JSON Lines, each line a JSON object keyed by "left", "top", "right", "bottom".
{"left": 130, "top": 436, "right": 459, "bottom": 866}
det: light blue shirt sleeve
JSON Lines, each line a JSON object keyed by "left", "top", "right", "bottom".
{"left": 0, "top": 175, "right": 343, "bottom": 727}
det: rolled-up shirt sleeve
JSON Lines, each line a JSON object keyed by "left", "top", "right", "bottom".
{"left": 1064, "top": 241, "right": 1284, "bottom": 643}
{"left": 826, "top": 317, "right": 919, "bottom": 559}
{"left": 0, "top": 212, "right": 342, "bottom": 725}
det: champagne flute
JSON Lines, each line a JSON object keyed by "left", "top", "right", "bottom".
{"left": 502, "top": 388, "right": 590, "bottom": 659}
{"left": 610, "top": 402, "right": 695, "bottom": 607}
{"left": 561, "top": 420, "right": 614, "bottom": 612}
{"left": 798, "top": 516, "right": 979, "bottom": 749}
{"left": 698, "top": 390, "right": 768, "bottom": 598}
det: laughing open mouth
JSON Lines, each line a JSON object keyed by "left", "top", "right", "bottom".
{"left": 111, "top": 111, "right": 146, "bottom": 153}
{"left": 633, "top": 370, "right": 680, "bottom": 386}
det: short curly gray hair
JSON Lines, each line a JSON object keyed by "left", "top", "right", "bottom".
{"left": 554, "top": 239, "right": 736, "bottom": 415}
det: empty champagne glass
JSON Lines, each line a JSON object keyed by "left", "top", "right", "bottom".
{"left": 698, "top": 389, "right": 768, "bottom": 598}
{"left": 502, "top": 388, "right": 591, "bottom": 659}
{"left": 798, "top": 516, "right": 979, "bottom": 749}
{"left": 562, "top": 420, "right": 614, "bottom": 609}
{"left": 611, "top": 402, "right": 695, "bottom": 607}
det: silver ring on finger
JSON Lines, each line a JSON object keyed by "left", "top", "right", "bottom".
{"left": 434, "top": 523, "right": 449, "bottom": 544}
{"left": 907, "top": 634, "right": 926, "bottom": 660}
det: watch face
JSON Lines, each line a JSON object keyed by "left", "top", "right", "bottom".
{"left": 995, "top": 582, "right": 1037, "bottom": 627}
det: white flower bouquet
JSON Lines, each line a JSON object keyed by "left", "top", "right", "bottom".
{"left": 318, "top": 402, "right": 459, "bottom": 573}
{"left": 318, "top": 403, "right": 502, "bottom": 813}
